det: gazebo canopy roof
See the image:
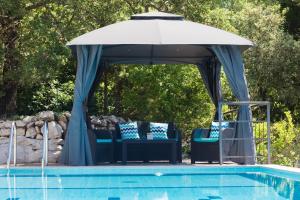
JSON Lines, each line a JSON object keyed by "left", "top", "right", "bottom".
{"left": 67, "top": 12, "right": 253, "bottom": 64}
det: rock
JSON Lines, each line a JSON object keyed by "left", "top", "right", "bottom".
{"left": 58, "top": 120, "right": 67, "bottom": 131}
{"left": 17, "top": 146, "right": 41, "bottom": 163}
{"left": 16, "top": 128, "right": 25, "bottom": 136}
{"left": 57, "top": 114, "right": 67, "bottom": 123}
{"left": 35, "top": 126, "right": 41, "bottom": 135}
{"left": 16, "top": 135, "right": 26, "bottom": 145}
{"left": 3, "top": 121, "right": 13, "bottom": 129}
{"left": 31, "top": 141, "right": 42, "bottom": 150}
{"left": 48, "top": 121, "right": 63, "bottom": 139}
{"left": 91, "top": 118, "right": 107, "bottom": 127}
{"left": 101, "top": 119, "right": 108, "bottom": 127}
{"left": 52, "top": 138, "right": 64, "bottom": 145}
{"left": 17, "top": 136, "right": 42, "bottom": 150}
{"left": 48, "top": 150, "right": 61, "bottom": 163}
{"left": 26, "top": 122, "right": 35, "bottom": 128}
{"left": 64, "top": 111, "right": 71, "bottom": 120}
{"left": 23, "top": 116, "right": 35, "bottom": 124}
{"left": 0, "top": 128, "right": 10, "bottom": 137}
{"left": 15, "top": 120, "right": 26, "bottom": 128}
{"left": 48, "top": 142, "right": 62, "bottom": 151}
{"left": 35, "top": 120, "right": 44, "bottom": 127}
{"left": 38, "top": 111, "right": 55, "bottom": 121}
{"left": 109, "top": 115, "right": 119, "bottom": 124}
{"left": 36, "top": 134, "right": 43, "bottom": 140}
{"left": 0, "top": 144, "right": 8, "bottom": 164}
{"left": 0, "top": 137, "right": 9, "bottom": 144}
{"left": 118, "top": 117, "right": 126, "bottom": 123}
{"left": 25, "top": 149, "right": 41, "bottom": 163}
{"left": 91, "top": 118, "right": 99, "bottom": 125}
{"left": 26, "top": 127, "right": 37, "bottom": 139}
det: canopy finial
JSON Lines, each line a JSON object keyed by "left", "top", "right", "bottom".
{"left": 131, "top": 11, "right": 184, "bottom": 20}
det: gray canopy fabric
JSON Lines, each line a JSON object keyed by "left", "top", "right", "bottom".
{"left": 212, "top": 45, "right": 255, "bottom": 164}
{"left": 68, "top": 12, "right": 252, "bottom": 46}
{"left": 67, "top": 11, "right": 253, "bottom": 65}
{"left": 197, "top": 58, "right": 222, "bottom": 120}
{"left": 61, "top": 12, "right": 255, "bottom": 166}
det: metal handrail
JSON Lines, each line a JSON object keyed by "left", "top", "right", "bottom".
{"left": 6, "top": 121, "right": 17, "bottom": 170}
{"left": 218, "top": 101, "right": 271, "bottom": 165}
{"left": 223, "top": 103, "right": 262, "bottom": 116}
{"left": 41, "top": 121, "right": 49, "bottom": 169}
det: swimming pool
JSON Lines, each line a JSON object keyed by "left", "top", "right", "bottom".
{"left": 0, "top": 165, "right": 299, "bottom": 200}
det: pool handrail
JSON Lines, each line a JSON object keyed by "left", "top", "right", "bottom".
{"left": 6, "top": 121, "right": 17, "bottom": 170}
{"left": 41, "top": 121, "right": 49, "bottom": 169}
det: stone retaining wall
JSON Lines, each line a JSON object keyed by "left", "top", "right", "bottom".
{"left": 0, "top": 111, "right": 126, "bottom": 164}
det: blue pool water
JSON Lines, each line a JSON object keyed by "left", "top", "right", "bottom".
{"left": 0, "top": 166, "right": 300, "bottom": 200}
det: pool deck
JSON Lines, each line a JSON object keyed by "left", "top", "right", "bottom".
{"left": 1, "top": 159, "right": 300, "bottom": 174}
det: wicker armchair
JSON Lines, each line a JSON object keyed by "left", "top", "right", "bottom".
{"left": 191, "top": 122, "right": 235, "bottom": 164}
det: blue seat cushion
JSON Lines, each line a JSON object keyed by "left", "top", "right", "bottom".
{"left": 96, "top": 139, "right": 112, "bottom": 143}
{"left": 194, "top": 138, "right": 219, "bottom": 143}
{"left": 209, "top": 121, "right": 229, "bottom": 138}
{"left": 150, "top": 122, "right": 168, "bottom": 140}
{"left": 119, "top": 122, "right": 140, "bottom": 140}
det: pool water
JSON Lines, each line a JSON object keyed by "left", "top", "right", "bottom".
{"left": 0, "top": 166, "right": 300, "bottom": 200}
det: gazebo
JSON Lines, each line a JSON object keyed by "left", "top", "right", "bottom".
{"left": 60, "top": 12, "right": 255, "bottom": 166}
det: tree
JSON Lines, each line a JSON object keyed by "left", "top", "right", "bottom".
{"left": 0, "top": 0, "right": 62, "bottom": 117}
{"left": 234, "top": 3, "right": 300, "bottom": 121}
{"left": 280, "top": 0, "right": 300, "bottom": 38}
{"left": 195, "top": 1, "right": 300, "bottom": 122}
{"left": 0, "top": 0, "right": 127, "bottom": 116}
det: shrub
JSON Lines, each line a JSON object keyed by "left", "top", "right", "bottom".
{"left": 271, "top": 111, "right": 300, "bottom": 166}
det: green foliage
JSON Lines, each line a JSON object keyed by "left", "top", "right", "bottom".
{"left": 280, "top": 0, "right": 300, "bottom": 38}
{"left": 123, "top": 65, "right": 213, "bottom": 151}
{"left": 89, "top": 65, "right": 213, "bottom": 153}
{"left": 230, "top": 3, "right": 300, "bottom": 121}
{"left": 28, "top": 80, "right": 74, "bottom": 113}
{"left": 198, "top": 1, "right": 300, "bottom": 121}
{"left": 271, "top": 111, "right": 300, "bottom": 166}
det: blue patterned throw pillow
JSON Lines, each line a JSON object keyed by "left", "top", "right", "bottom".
{"left": 119, "top": 122, "right": 140, "bottom": 140}
{"left": 209, "top": 121, "right": 229, "bottom": 138}
{"left": 150, "top": 122, "right": 168, "bottom": 140}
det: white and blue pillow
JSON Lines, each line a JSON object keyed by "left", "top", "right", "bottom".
{"left": 150, "top": 122, "right": 168, "bottom": 140}
{"left": 119, "top": 122, "right": 140, "bottom": 140}
{"left": 209, "top": 121, "right": 229, "bottom": 138}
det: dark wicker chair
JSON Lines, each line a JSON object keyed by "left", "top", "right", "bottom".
{"left": 113, "top": 121, "right": 182, "bottom": 164}
{"left": 94, "top": 129, "right": 115, "bottom": 163}
{"left": 191, "top": 122, "right": 235, "bottom": 164}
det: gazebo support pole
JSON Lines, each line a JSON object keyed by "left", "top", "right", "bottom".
{"left": 218, "top": 102, "right": 223, "bottom": 165}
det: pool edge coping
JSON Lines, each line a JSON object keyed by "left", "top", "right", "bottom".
{"left": 0, "top": 164, "right": 299, "bottom": 171}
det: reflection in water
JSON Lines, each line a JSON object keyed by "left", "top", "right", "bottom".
{"left": 42, "top": 173, "right": 48, "bottom": 200}
{"left": 241, "top": 173, "right": 300, "bottom": 200}
{"left": 6, "top": 174, "right": 17, "bottom": 200}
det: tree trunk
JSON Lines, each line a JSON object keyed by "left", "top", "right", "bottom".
{"left": 113, "top": 66, "right": 124, "bottom": 116}
{"left": 0, "top": 17, "right": 20, "bottom": 117}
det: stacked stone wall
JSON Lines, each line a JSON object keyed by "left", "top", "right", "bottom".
{"left": 0, "top": 111, "right": 127, "bottom": 164}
